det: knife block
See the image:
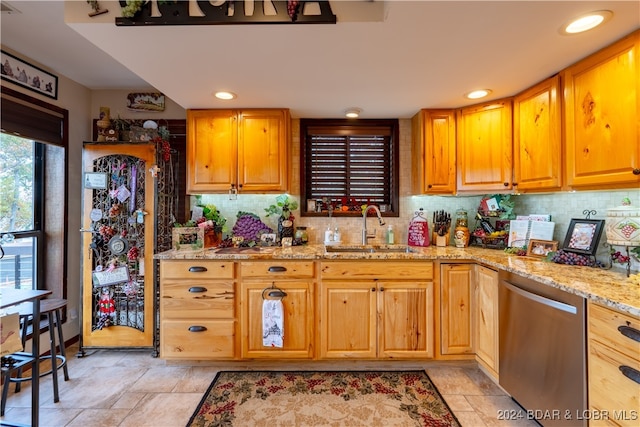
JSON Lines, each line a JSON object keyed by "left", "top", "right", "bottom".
{"left": 433, "top": 232, "right": 450, "bottom": 247}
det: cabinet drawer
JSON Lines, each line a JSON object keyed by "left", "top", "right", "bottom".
{"left": 320, "top": 261, "right": 433, "bottom": 280}
{"left": 589, "top": 304, "right": 640, "bottom": 358}
{"left": 240, "top": 261, "right": 314, "bottom": 278}
{"left": 589, "top": 340, "right": 640, "bottom": 426}
{"left": 161, "top": 281, "right": 234, "bottom": 319}
{"left": 160, "top": 260, "right": 234, "bottom": 280}
{"left": 160, "top": 320, "right": 235, "bottom": 359}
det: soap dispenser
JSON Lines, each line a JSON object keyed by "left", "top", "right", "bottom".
{"left": 387, "top": 225, "right": 394, "bottom": 244}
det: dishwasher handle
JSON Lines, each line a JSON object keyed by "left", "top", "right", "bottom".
{"left": 502, "top": 281, "right": 578, "bottom": 314}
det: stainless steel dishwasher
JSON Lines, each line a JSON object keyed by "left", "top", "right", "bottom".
{"left": 499, "top": 271, "right": 586, "bottom": 427}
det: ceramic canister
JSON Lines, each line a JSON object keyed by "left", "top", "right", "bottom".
{"left": 605, "top": 199, "right": 640, "bottom": 246}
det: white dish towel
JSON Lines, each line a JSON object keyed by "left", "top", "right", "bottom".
{"left": 262, "top": 299, "right": 284, "bottom": 348}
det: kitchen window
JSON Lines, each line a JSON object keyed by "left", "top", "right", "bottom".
{"left": 300, "top": 119, "right": 399, "bottom": 217}
{"left": 0, "top": 86, "right": 68, "bottom": 302}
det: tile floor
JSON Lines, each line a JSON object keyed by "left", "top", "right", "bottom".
{"left": 1, "top": 343, "right": 538, "bottom": 427}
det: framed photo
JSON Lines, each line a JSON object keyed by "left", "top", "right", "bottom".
{"left": 1, "top": 50, "right": 58, "bottom": 99}
{"left": 562, "top": 219, "right": 604, "bottom": 256}
{"left": 172, "top": 227, "right": 204, "bottom": 252}
{"left": 126, "top": 92, "right": 165, "bottom": 111}
{"left": 527, "top": 239, "right": 558, "bottom": 258}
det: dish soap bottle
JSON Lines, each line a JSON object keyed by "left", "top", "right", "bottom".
{"left": 387, "top": 225, "right": 395, "bottom": 244}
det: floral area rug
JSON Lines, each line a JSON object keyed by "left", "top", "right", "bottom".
{"left": 187, "top": 370, "right": 460, "bottom": 427}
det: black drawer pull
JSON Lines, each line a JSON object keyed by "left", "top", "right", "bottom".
{"left": 619, "top": 365, "right": 640, "bottom": 385}
{"left": 188, "top": 286, "right": 207, "bottom": 293}
{"left": 188, "top": 266, "right": 208, "bottom": 273}
{"left": 618, "top": 325, "right": 640, "bottom": 343}
{"left": 268, "top": 266, "right": 287, "bottom": 273}
{"left": 188, "top": 326, "right": 207, "bottom": 333}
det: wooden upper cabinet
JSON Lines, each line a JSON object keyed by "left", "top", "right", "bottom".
{"left": 238, "top": 109, "right": 290, "bottom": 192}
{"left": 513, "top": 75, "right": 562, "bottom": 192}
{"left": 563, "top": 30, "right": 640, "bottom": 190}
{"left": 456, "top": 99, "right": 513, "bottom": 193}
{"left": 411, "top": 110, "right": 456, "bottom": 194}
{"left": 187, "top": 108, "right": 290, "bottom": 193}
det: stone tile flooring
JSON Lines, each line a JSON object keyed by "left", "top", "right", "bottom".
{"left": 1, "top": 344, "right": 538, "bottom": 426}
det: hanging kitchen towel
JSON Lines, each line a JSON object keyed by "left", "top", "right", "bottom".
{"left": 262, "top": 299, "right": 284, "bottom": 348}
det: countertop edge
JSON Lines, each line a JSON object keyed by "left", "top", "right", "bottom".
{"left": 154, "top": 245, "right": 639, "bottom": 317}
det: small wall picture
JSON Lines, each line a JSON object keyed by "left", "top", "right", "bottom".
{"left": 1, "top": 50, "right": 58, "bottom": 99}
{"left": 527, "top": 239, "right": 558, "bottom": 258}
{"left": 562, "top": 219, "right": 604, "bottom": 256}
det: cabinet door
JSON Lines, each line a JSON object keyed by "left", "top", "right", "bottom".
{"left": 411, "top": 109, "right": 456, "bottom": 194}
{"left": 186, "top": 109, "right": 237, "bottom": 193}
{"left": 320, "top": 281, "right": 377, "bottom": 359}
{"left": 513, "top": 75, "right": 562, "bottom": 192}
{"left": 238, "top": 109, "right": 289, "bottom": 192}
{"left": 456, "top": 99, "right": 513, "bottom": 192}
{"left": 440, "top": 264, "right": 474, "bottom": 355}
{"left": 475, "top": 265, "right": 499, "bottom": 378}
{"left": 563, "top": 31, "right": 640, "bottom": 189}
{"left": 81, "top": 143, "right": 156, "bottom": 348}
{"left": 241, "top": 280, "right": 314, "bottom": 359}
{"left": 378, "top": 281, "right": 434, "bottom": 359}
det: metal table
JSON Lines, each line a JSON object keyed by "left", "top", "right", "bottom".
{"left": 1, "top": 289, "right": 52, "bottom": 427}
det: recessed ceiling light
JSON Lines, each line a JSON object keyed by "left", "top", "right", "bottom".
{"left": 214, "top": 91, "right": 236, "bottom": 100}
{"left": 345, "top": 108, "right": 361, "bottom": 118}
{"left": 465, "top": 89, "right": 492, "bottom": 100}
{"left": 562, "top": 10, "right": 612, "bottom": 34}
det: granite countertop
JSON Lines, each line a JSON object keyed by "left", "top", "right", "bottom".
{"left": 154, "top": 244, "right": 639, "bottom": 317}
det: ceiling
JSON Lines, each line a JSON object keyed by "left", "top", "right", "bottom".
{"left": 1, "top": 1, "right": 638, "bottom": 118}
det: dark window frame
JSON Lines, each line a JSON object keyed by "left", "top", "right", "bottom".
{"left": 1, "top": 86, "right": 69, "bottom": 303}
{"left": 300, "top": 119, "right": 400, "bottom": 217}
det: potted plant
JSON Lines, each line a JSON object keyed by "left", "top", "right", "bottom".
{"left": 265, "top": 194, "right": 298, "bottom": 242}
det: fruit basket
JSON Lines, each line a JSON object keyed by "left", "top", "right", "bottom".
{"left": 471, "top": 234, "right": 508, "bottom": 249}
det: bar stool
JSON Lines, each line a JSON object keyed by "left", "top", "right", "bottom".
{"left": 1, "top": 298, "right": 69, "bottom": 415}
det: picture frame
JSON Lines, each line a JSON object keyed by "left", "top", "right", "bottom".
{"left": 562, "top": 219, "right": 604, "bottom": 256}
{"left": 527, "top": 239, "right": 558, "bottom": 258}
{"left": 1, "top": 50, "right": 58, "bottom": 99}
{"left": 126, "top": 92, "right": 165, "bottom": 111}
{"left": 172, "top": 227, "right": 204, "bottom": 252}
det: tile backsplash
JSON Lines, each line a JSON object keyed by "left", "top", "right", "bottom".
{"left": 194, "top": 190, "right": 639, "bottom": 272}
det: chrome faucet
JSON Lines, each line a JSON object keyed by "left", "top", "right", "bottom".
{"left": 362, "top": 205, "right": 385, "bottom": 244}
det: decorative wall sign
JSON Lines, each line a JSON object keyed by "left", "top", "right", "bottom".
{"left": 126, "top": 92, "right": 165, "bottom": 111}
{"left": 116, "top": 0, "right": 336, "bottom": 26}
{"left": 84, "top": 172, "right": 108, "bottom": 189}
{"left": 1, "top": 50, "right": 58, "bottom": 99}
{"left": 92, "top": 265, "right": 131, "bottom": 287}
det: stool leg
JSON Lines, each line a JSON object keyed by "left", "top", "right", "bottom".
{"left": 14, "top": 316, "right": 28, "bottom": 394}
{"left": 48, "top": 312, "right": 60, "bottom": 403}
{"left": 1, "top": 369, "right": 10, "bottom": 416}
{"left": 54, "top": 309, "right": 69, "bottom": 381}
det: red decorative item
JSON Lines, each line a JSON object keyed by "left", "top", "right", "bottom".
{"left": 408, "top": 209, "right": 430, "bottom": 247}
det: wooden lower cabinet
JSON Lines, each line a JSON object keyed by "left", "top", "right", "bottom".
{"left": 239, "top": 261, "right": 315, "bottom": 359}
{"left": 475, "top": 265, "right": 499, "bottom": 379}
{"left": 440, "top": 263, "right": 474, "bottom": 356}
{"left": 588, "top": 303, "right": 640, "bottom": 427}
{"left": 319, "top": 261, "right": 435, "bottom": 359}
{"left": 240, "top": 280, "right": 314, "bottom": 359}
{"left": 159, "top": 260, "right": 236, "bottom": 360}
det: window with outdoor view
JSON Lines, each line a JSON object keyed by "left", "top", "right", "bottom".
{"left": 300, "top": 119, "right": 399, "bottom": 217}
{"left": 0, "top": 134, "right": 43, "bottom": 290}
{"left": 1, "top": 86, "right": 68, "bottom": 301}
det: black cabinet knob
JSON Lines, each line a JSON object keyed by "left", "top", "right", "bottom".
{"left": 632, "top": 168, "right": 640, "bottom": 175}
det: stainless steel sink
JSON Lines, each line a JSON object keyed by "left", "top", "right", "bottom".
{"left": 324, "top": 245, "right": 416, "bottom": 254}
